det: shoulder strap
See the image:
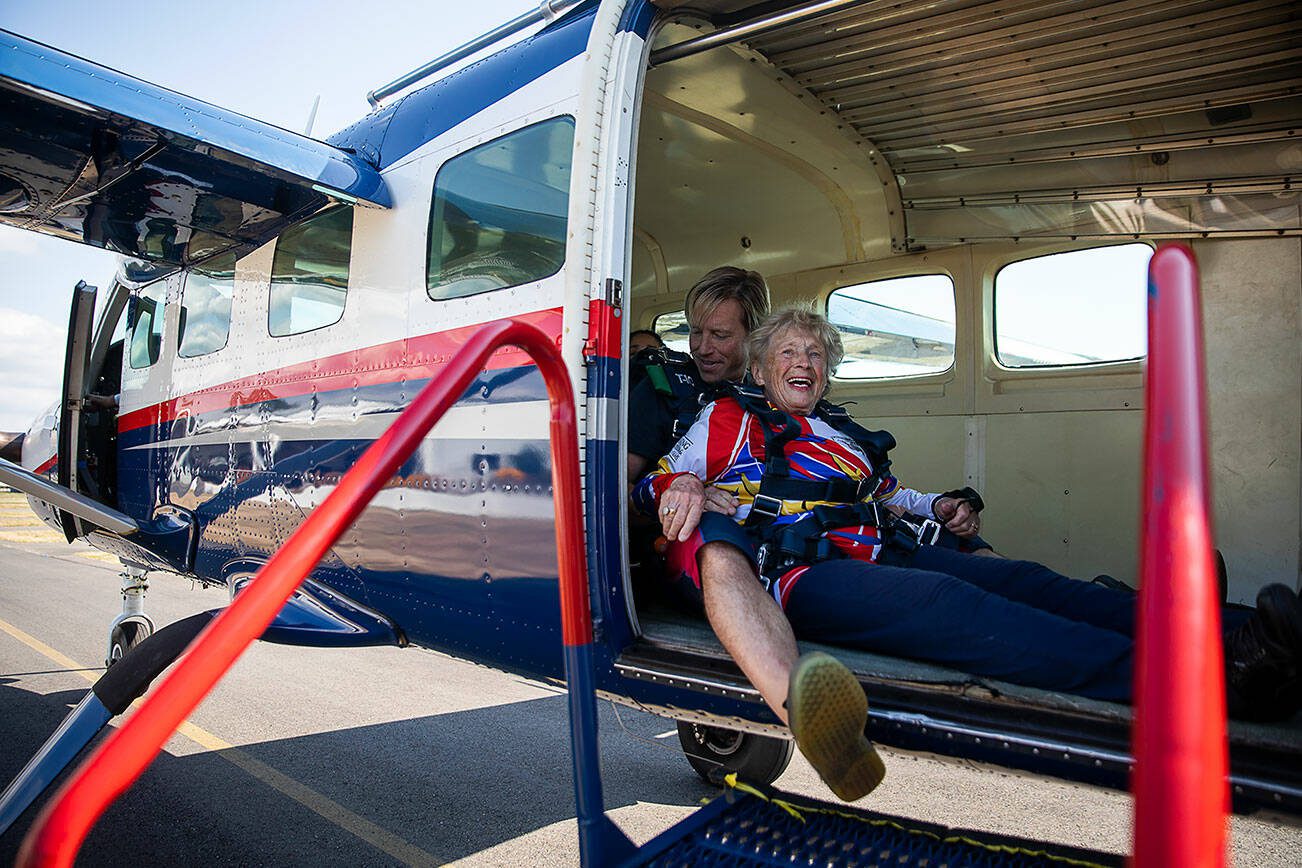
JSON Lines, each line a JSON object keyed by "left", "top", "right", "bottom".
{"left": 814, "top": 400, "right": 896, "bottom": 479}
{"left": 631, "top": 347, "right": 695, "bottom": 397}
{"left": 724, "top": 384, "right": 807, "bottom": 529}
{"left": 632, "top": 348, "right": 711, "bottom": 437}
{"left": 729, "top": 384, "right": 801, "bottom": 476}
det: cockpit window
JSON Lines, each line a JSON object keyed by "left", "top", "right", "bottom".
{"left": 127, "top": 282, "right": 167, "bottom": 369}
{"left": 269, "top": 207, "right": 352, "bottom": 337}
{"left": 426, "top": 116, "right": 575, "bottom": 301}
{"left": 178, "top": 253, "right": 235, "bottom": 357}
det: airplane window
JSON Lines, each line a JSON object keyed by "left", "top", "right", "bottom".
{"left": 269, "top": 207, "right": 352, "bottom": 336}
{"left": 427, "top": 116, "right": 575, "bottom": 301}
{"left": 994, "top": 244, "right": 1151, "bottom": 367}
{"left": 827, "top": 275, "right": 956, "bottom": 379}
{"left": 127, "top": 282, "right": 167, "bottom": 369}
{"left": 178, "top": 253, "right": 235, "bottom": 357}
{"left": 652, "top": 310, "right": 689, "bottom": 352}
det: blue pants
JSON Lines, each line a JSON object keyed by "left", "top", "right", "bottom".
{"left": 782, "top": 545, "right": 1137, "bottom": 702}
{"left": 672, "top": 514, "right": 1247, "bottom": 704}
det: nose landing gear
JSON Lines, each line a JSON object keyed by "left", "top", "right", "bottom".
{"left": 106, "top": 563, "right": 154, "bottom": 668}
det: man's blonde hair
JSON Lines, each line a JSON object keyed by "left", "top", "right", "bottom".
{"left": 684, "top": 266, "right": 770, "bottom": 334}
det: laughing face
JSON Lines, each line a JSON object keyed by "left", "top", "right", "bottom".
{"left": 752, "top": 326, "right": 828, "bottom": 416}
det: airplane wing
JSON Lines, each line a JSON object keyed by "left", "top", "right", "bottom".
{"left": 0, "top": 29, "right": 390, "bottom": 267}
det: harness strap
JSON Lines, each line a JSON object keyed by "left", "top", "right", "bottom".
{"left": 632, "top": 347, "right": 713, "bottom": 439}
{"left": 746, "top": 474, "right": 876, "bottom": 506}
{"left": 815, "top": 400, "right": 896, "bottom": 478}
{"left": 753, "top": 502, "right": 887, "bottom": 582}
{"left": 672, "top": 384, "right": 726, "bottom": 439}
{"left": 729, "top": 385, "right": 891, "bottom": 531}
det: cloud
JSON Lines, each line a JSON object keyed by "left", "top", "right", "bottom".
{"left": 0, "top": 308, "right": 65, "bottom": 431}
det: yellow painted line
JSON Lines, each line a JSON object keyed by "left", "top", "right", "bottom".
{"left": 0, "top": 618, "right": 92, "bottom": 677}
{"left": 0, "top": 616, "right": 444, "bottom": 866}
{"left": 0, "top": 516, "right": 42, "bottom": 527}
{"left": 76, "top": 551, "right": 120, "bottom": 563}
{"left": 0, "top": 529, "right": 64, "bottom": 544}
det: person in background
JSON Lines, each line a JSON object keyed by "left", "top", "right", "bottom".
{"left": 629, "top": 329, "right": 665, "bottom": 355}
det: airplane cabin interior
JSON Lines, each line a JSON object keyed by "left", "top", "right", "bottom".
{"left": 621, "top": 0, "right": 1301, "bottom": 764}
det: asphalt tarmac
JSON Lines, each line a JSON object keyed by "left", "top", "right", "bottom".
{"left": 0, "top": 492, "right": 1297, "bottom": 865}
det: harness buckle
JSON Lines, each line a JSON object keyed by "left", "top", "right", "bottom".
{"left": 754, "top": 543, "right": 774, "bottom": 588}
{"left": 916, "top": 518, "right": 942, "bottom": 546}
{"left": 750, "top": 493, "right": 784, "bottom": 523}
{"left": 889, "top": 514, "right": 942, "bottom": 552}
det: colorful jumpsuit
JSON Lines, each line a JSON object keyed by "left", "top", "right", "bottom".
{"left": 632, "top": 396, "right": 1137, "bottom": 702}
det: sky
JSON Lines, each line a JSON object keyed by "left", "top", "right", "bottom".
{"left": 0, "top": 0, "right": 539, "bottom": 432}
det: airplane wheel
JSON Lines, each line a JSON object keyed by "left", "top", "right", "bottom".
{"left": 676, "top": 721, "right": 794, "bottom": 786}
{"left": 107, "top": 621, "right": 150, "bottom": 667}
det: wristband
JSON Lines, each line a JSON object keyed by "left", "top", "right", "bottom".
{"left": 939, "top": 486, "right": 985, "bottom": 514}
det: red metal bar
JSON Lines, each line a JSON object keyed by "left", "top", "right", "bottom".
{"left": 1132, "top": 244, "right": 1227, "bottom": 867}
{"left": 19, "top": 319, "right": 593, "bottom": 866}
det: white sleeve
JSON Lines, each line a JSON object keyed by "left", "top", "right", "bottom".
{"left": 883, "top": 487, "right": 941, "bottom": 518}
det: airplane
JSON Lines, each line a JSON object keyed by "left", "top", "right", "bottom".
{"left": 0, "top": 0, "right": 1299, "bottom": 861}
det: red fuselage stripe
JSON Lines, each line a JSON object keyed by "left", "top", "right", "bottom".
{"left": 117, "top": 308, "right": 564, "bottom": 435}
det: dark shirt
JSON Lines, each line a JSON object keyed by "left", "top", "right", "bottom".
{"left": 627, "top": 358, "right": 706, "bottom": 463}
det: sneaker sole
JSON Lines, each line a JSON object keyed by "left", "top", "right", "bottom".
{"left": 787, "top": 652, "right": 886, "bottom": 801}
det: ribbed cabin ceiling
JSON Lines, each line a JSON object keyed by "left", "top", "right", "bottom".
{"left": 647, "top": 0, "right": 1301, "bottom": 249}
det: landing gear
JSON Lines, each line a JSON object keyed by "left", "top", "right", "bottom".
{"left": 676, "top": 721, "right": 794, "bottom": 786}
{"left": 105, "top": 564, "right": 154, "bottom": 668}
{"left": 108, "top": 621, "right": 148, "bottom": 665}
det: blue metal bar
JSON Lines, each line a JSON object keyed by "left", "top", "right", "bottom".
{"left": 0, "top": 693, "right": 112, "bottom": 836}
{"left": 366, "top": 0, "right": 589, "bottom": 106}
{"left": 564, "top": 644, "right": 636, "bottom": 866}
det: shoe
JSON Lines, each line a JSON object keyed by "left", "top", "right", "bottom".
{"left": 786, "top": 652, "right": 886, "bottom": 801}
{"left": 1224, "top": 584, "right": 1302, "bottom": 721}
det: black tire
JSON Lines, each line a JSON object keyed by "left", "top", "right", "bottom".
{"left": 107, "top": 621, "right": 150, "bottom": 667}
{"left": 676, "top": 721, "right": 794, "bottom": 786}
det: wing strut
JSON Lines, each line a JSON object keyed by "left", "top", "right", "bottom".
{"left": 0, "top": 458, "right": 138, "bottom": 536}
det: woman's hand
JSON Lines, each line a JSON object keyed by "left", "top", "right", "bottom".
{"left": 933, "top": 496, "right": 981, "bottom": 538}
{"left": 702, "top": 487, "right": 739, "bottom": 517}
{"left": 659, "top": 474, "right": 707, "bottom": 542}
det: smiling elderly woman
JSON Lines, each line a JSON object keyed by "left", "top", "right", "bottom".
{"left": 631, "top": 307, "right": 1300, "bottom": 722}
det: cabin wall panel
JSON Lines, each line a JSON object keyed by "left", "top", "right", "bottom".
{"left": 983, "top": 410, "right": 1142, "bottom": 585}
{"left": 871, "top": 416, "right": 966, "bottom": 500}
{"left": 1195, "top": 237, "right": 1301, "bottom": 600}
